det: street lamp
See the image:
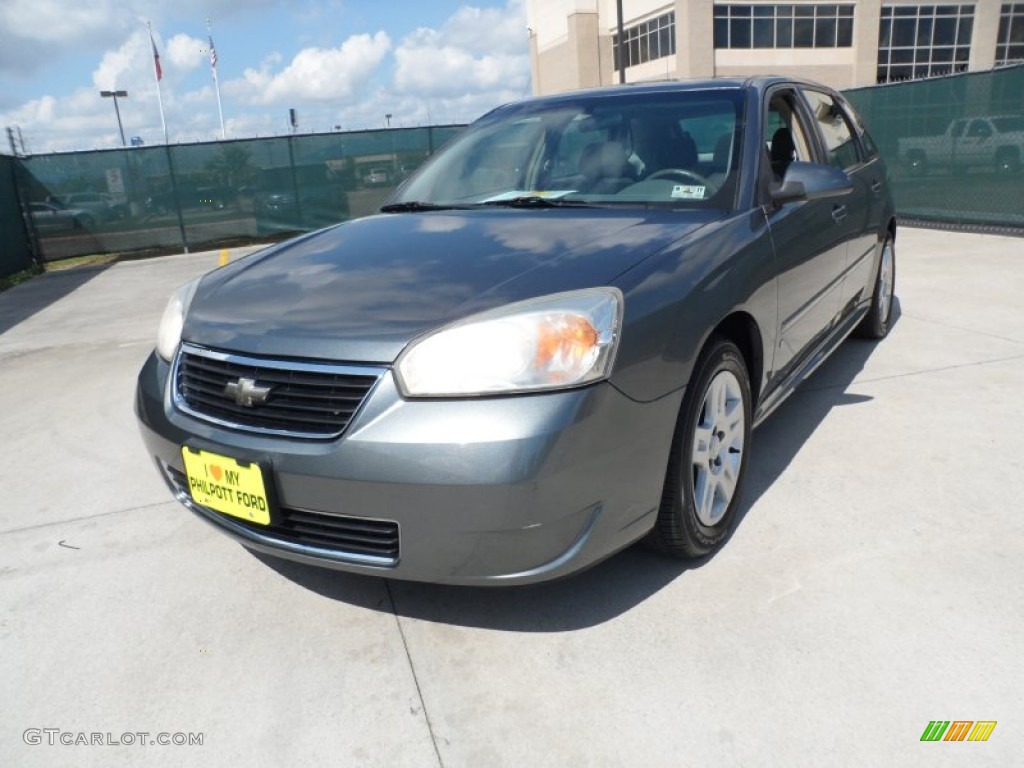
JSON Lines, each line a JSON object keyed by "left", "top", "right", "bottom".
{"left": 100, "top": 90, "right": 128, "bottom": 147}
{"left": 385, "top": 113, "right": 392, "bottom": 128}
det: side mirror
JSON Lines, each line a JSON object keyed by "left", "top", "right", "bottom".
{"left": 770, "top": 161, "right": 854, "bottom": 205}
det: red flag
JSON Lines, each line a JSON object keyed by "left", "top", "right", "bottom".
{"left": 150, "top": 31, "right": 163, "bottom": 81}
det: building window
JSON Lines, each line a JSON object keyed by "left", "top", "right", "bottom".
{"left": 713, "top": 4, "right": 855, "bottom": 49}
{"left": 613, "top": 11, "right": 676, "bottom": 71}
{"left": 996, "top": 3, "right": 1024, "bottom": 65}
{"left": 877, "top": 4, "right": 974, "bottom": 83}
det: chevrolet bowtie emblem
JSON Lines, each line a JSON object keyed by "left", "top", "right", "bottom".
{"left": 224, "top": 377, "right": 273, "bottom": 407}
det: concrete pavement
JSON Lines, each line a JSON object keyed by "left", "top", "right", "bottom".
{"left": 1, "top": 228, "right": 1022, "bottom": 766}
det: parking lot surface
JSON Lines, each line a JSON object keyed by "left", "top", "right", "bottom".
{"left": 2, "top": 227, "right": 1022, "bottom": 766}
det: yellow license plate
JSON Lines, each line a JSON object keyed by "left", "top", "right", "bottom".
{"left": 180, "top": 447, "right": 271, "bottom": 526}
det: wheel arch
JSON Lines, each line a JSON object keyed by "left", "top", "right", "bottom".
{"left": 707, "top": 311, "right": 764, "bottom": 404}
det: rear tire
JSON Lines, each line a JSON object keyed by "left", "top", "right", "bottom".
{"left": 996, "top": 148, "right": 1021, "bottom": 175}
{"left": 855, "top": 234, "right": 895, "bottom": 340}
{"left": 645, "top": 337, "right": 752, "bottom": 559}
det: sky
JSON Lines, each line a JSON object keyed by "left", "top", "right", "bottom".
{"left": 0, "top": 0, "right": 530, "bottom": 153}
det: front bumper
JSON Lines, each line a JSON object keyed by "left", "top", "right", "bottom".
{"left": 135, "top": 351, "right": 681, "bottom": 585}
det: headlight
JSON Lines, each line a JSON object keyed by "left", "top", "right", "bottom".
{"left": 156, "top": 279, "right": 200, "bottom": 361}
{"left": 395, "top": 288, "right": 623, "bottom": 397}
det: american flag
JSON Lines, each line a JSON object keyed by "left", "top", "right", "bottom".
{"left": 209, "top": 35, "right": 218, "bottom": 69}
{"left": 150, "top": 31, "right": 163, "bottom": 81}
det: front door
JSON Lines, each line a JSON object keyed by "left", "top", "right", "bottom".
{"left": 763, "top": 88, "right": 849, "bottom": 378}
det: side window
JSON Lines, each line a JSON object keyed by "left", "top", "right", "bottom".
{"left": 967, "top": 120, "right": 992, "bottom": 139}
{"left": 764, "top": 91, "right": 813, "bottom": 182}
{"left": 801, "top": 89, "right": 861, "bottom": 171}
{"left": 838, "top": 96, "right": 880, "bottom": 160}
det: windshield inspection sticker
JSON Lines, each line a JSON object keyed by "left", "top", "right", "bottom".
{"left": 671, "top": 185, "right": 706, "bottom": 200}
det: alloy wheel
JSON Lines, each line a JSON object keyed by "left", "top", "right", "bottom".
{"left": 690, "top": 370, "right": 746, "bottom": 527}
{"left": 878, "top": 240, "right": 894, "bottom": 323}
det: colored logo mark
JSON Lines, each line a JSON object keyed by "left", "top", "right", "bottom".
{"left": 921, "top": 721, "right": 997, "bottom": 742}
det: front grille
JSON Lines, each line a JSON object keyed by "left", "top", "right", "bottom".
{"left": 173, "top": 344, "right": 383, "bottom": 438}
{"left": 166, "top": 466, "right": 400, "bottom": 563}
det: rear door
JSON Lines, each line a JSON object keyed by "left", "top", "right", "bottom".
{"left": 799, "top": 87, "right": 877, "bottom": 320}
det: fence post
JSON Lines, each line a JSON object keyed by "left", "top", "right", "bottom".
{"left": 12, "top": 157, "right": 44, "bottom": 268}
{"left": 164, "top": 144, "right": 189, "bottom": 254}
{"left": 286, "top": 135, "right": 304, "bottom": 229}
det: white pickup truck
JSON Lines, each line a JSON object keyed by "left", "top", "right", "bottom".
{"left": 898, "top": 115, "right": 1024, "bottom": 176}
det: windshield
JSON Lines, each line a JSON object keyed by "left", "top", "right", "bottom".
{"left": 392, "top": 89, "right": 745, "bottom": 210}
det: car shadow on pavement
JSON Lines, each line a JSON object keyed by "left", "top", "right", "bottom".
{"left": 260, "top": 301, "right": 901, "bottom": 631}
{"left": 0, "top": 264, "right": 112, "bottom": 337}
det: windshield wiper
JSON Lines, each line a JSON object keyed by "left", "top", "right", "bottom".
{"left": 478, "top": 196, "right": 593, "bottom": 209}
{"left": 379, "top": 201, "right": 464, "bottom": 213}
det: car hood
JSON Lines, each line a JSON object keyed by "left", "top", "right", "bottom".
{"left": 184, "top": 208, "right": 720, "bottom": 363}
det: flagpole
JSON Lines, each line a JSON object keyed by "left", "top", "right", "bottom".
{"left": 207, "top": 18, "right": 226, "bottom": 139}
{"left": 147, "top": 21, "right": 169, "bottom": 143}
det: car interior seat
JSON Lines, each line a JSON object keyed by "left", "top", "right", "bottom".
{"left": 579, "top": 140, "right": 637, "bottom": 193}
{"left": 769, "top": 127, "right": 797, "bottom": 180}
{"left": 707, "top": 132, "right": 733, "bottom": 186}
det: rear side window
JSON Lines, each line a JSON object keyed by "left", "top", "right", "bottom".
{"left": 801, "top": 89, "right": 861, "bottom": 171}
{"left": 838, "top": 96, "right": 880, "bottom": 159}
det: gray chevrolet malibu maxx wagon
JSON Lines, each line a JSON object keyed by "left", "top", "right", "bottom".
{"left": 136, "top": 77, "right": 896, "bottom": 585}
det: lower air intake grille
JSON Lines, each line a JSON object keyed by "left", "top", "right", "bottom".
{"left": 173, "top": 343, "right": 383, "bottom": 438}
{"left": 166, "top": 466, "right": 399, "bottom": 563}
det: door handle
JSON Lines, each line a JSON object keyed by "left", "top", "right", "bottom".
{"left": 831, "top": 204, "right": 848, "bottom": 224}
{"left": 871, "top": 179, "right": 883, "bottom": 193}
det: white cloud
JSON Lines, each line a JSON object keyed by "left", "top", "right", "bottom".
{"left": 0, "top": 26, "right": 226, "bottom": 151}
{"left": 92, "top": 30, "right": 151, "bottom": 91}
{"left": 0, "top": 0, "right": 276, "bottom": 76}
{"left": 168, "top": 34, "right": 207, "bottom": 72}
{"left": 0, "top": 1, "right": 531, "bottom": 152}
{"left": 438, "top": 0, "right": 527, "bottom": 55}
{"left": 393, "top": 0, "right": 529, "bottom": 99}
{"left": 226, "top": 32, "right": 392, "bottom": 106}
{"left": 1, "top": 0, "right": 124, "bottom": 45}
{"left": 394, "top": 46, "right": 527, "bottom": 98}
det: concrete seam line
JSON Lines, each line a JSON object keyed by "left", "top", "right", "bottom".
{"left": 384, "top": 579, "right": 445, "bottom": 768}
{"left": 899, "top": 312, "right": 1024, "bottom": 347}
{"left": 0, "top": 500, "right": 177, "bottom": 536}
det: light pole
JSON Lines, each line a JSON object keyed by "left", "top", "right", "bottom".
{"left": 385, "top": 113, "right": 392, "bottom": 128}
{"left": 100, "top": 90, "right": 128, "bottom": 147}
{"left": 616, "top": 0, "right": 626, "bottom": 84}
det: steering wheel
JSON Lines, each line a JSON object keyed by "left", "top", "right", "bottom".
{"left": 646, "top": 168, "right": 714, "bottom": 188}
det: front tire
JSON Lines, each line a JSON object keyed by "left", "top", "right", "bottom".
{"left": 855, "top": 234, "right": 895, "bottom": 340}
{"left": 906, "top": 151, "right": 928, "bottom": 177}
{"left": 646, "top": 338, "right": 752, "bottom": 559}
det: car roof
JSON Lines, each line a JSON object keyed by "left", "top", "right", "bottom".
{"left": 514, "top": 75, "right": 837, "bottom": 107}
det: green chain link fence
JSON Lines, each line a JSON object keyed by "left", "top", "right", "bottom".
{"left": 4, "top": 66, "right": 1023, "bottom": 268}
{"left": 844, "top": 64, "right": 1024, "bottom": 231}
{"left": 13, "top": 125, "right": 464, "bottom": 262}
{"left": 0, "top": 154, "right": 36, "bottom": 279}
